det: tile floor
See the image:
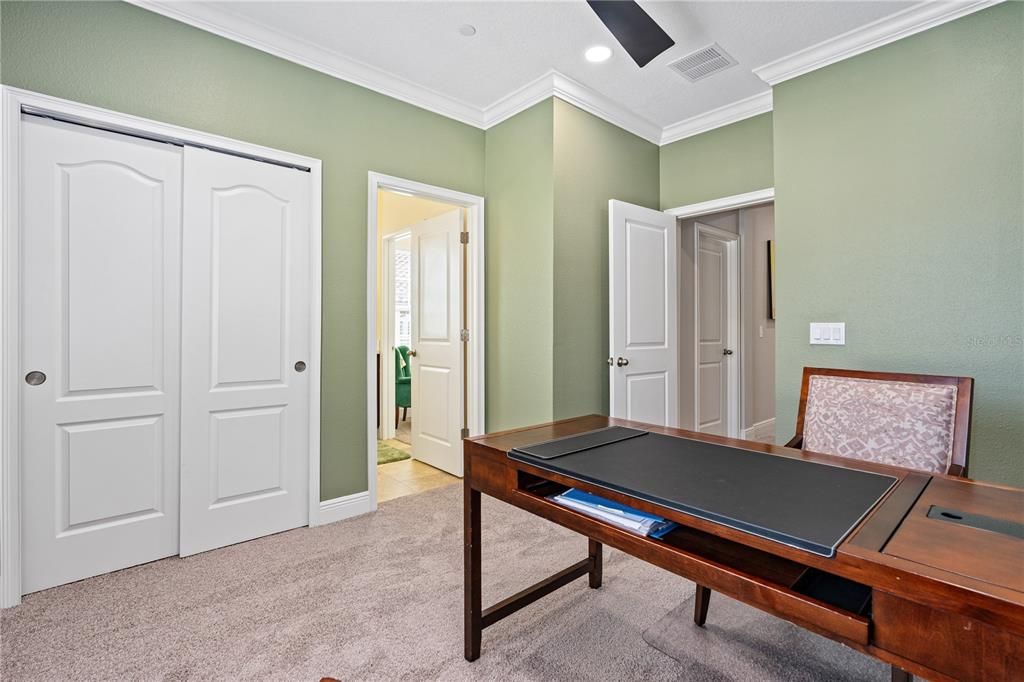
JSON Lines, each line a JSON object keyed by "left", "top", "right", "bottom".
{"left": 394, "top": 411, "right": 412, "bottom": 445}
{"left": 376, "top": 441, "right": 458, "bottom": 502}
{"left": 378, "top": 408, "right": 458, "bottom": 501}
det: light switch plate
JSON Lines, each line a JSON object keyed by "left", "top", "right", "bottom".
{"left": 810, "top": 322, "right": 845, "bottom": 345}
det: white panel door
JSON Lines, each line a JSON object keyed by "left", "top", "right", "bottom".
{"left": 609, "top": 200, "right": 678, "bottom": 427}
{"left": 21, "top": 116, "right": 182, "bottom": 593}
{"left": 180, "top": 147, "right": 310, "bottom": 556}
{"left": 695, "top": 225, "right": 738, "bottom": 436}
{"left": 409, "top": 209, "right": 463, "bottom": 477}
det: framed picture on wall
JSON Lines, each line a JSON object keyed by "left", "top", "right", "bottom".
{"left": 767, "top": 240, "right": 776, "bottom": 320}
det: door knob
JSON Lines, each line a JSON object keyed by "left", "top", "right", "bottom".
{"left": 616, "top": 357, "right": 629, "bottom": 367}
{"left": 294, "top": 361, "right": 307, "bottom": 372}
{"left": 408, "top": 349, "right": 417, "bottom": 357}
{"left": 722, "top": 348, "right": 734, "bottom": 356}
{"left": 25, "top": 371, "right": 46, "bottom": 386}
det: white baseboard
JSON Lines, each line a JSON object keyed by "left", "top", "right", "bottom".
{"left": 314, "top": 491, "right": 371, "bottom": 527}
{"left": 742, "top": 418, "right": 776, "bottom": 443}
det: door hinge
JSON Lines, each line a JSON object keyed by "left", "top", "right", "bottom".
{"left": 460, "top": 427, "right": 470, "bottom": 439}
{"left": 460, "top": 328, "right": 470, "bottom": 342}
{"left": 459, "top": 231, "right": 469, "bottom": 245}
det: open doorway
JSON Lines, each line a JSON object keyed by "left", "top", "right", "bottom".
{"left": 607, "top": 190, "right": 774, "bottom": 444}
{"left": 368, "top": 174, "right": 485, "bottom": 506}
{"left": 678, "top": 203, "right": 775, "bottom": 442}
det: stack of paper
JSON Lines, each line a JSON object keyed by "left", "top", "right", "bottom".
{"left": 549, "top": 488, "right": 678, "bottom": 539}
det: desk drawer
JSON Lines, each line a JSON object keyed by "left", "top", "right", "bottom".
{"left": 873, "top": 592, "right": 1024, "bottom": 682}
{"left": 513, "top": 475, "right": 871, "bottom": 646}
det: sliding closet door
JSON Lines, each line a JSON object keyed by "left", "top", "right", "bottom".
{"left": 179, "top": 147, "right": 310, "bottom": 556}
{"left": 20, "top": 116, "right": 183, "bottom": 593}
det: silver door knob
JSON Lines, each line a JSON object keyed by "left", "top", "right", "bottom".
{"left": 408, "top": 349, "right": 417, "bottom": 358}
{"left": 294, "top": 361, "right": 307, "bottom": 372}
{"left": 616, "top": 357, "right": 629, "bottom": 367}
{"left": 723, "top": 348, "right": 734, "bottom": 356}
{"left": 25, "top": 371, "right": 46, "bottom": 386}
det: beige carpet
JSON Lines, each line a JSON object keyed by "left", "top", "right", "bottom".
{"left": 1, "top": 484, "right": 886, "bottom": 681}
{"left": 643, "top": 594, "right": 886, "bottom": 680}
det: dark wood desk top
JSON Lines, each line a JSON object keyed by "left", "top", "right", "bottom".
{"left": 884, "top": 478, "right": 1024, "bottom": 592}
{"left": 467, "top": 414, "right": 1024, "bottom": 630}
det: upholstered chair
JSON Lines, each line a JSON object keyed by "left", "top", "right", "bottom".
{"left": 395, "top": 346, "right": 412, "bottom": 428}
{"left": 786, "top": 368, "right": 972, "bottom": 476}
{"left": 694, "top": 367, "right": 974, "bottom": 682}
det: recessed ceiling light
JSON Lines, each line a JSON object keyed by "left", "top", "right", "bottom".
{"left": 585, "top": 45, "right": 612, "bottom": 63}
{"left": 458, "top": 24, "right": 477, "bottom": 37}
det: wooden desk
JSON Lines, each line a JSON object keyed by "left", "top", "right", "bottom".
{"left": 463, "top": 415, "right": 1024, "bottom": 681}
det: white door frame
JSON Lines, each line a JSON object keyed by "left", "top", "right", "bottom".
{"left": 664, "top": 187, "right": 775, "bottom": 219}
{"left": 366, "top": 172, "right": 485, "bottom": 507}
{"left": 663, "top": 186, "right": 774, "bottom": 436}
{"left": 0, "top": 86, "right": 324, "bottom": 608}
{"left": 379, "top": 230, "right": 412, "bottom": 441}
{"left": 693, "top": 223, "right": 740, "bottom": 437}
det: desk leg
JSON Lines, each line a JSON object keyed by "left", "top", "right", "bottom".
{"left": 891, "top": 668, "right": 911, "bottom": 682}
{"left": 588, "top": 539, "right": 603, "bottom": 589}
{"left": 694, "top": 585, "right": 711, "bottom": 626}
{"left": 464, "top": 483, "right": 482, "bottom": 662}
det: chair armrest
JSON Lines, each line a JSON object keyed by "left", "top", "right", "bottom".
{"left": 785, "top": 435, "right": 803, "bottom": 449}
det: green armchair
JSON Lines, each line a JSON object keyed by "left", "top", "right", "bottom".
{"left": 395, "top": 345, "right": 411, "bottom": 428}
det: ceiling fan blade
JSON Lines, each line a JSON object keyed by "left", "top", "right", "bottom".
{"left": 586, "top": 0, "right": 675, "bottom": 68}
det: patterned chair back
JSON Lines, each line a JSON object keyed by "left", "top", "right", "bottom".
{"left": 793, "top": 368, "right": 973, "bottom": 476}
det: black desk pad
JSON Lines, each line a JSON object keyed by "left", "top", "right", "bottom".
{"left": 510, "top": 426, "right": 648, "bottom": 459}
{"left": 509, "top": 430, "right": 897, "bottom": 557}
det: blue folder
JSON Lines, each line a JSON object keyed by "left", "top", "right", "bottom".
{"left": 552, "top": 488, "right": 678, "bottom": 539}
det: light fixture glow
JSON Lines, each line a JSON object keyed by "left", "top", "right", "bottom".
{"left": 585, "top": 45, "right": 612, "bottom": 63}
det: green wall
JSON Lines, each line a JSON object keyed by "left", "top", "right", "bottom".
{"left": 0, "top": 1, "right": 486, "bottom": 500}
{"left": 659, "top": 113, "right": 774, "bottom": 209}
{"left": 483, "top": 98, "right": 659, "bottom": 429}
{"left": 484, "top": 100, "right": 555, "bottom": 431}
{"left": 774, "top": 2, "right": 1024, "bottom": 486}
{"left": 553, "top": 99, "right": 659, "bottom": 418}
{"left": 4, "top": 1, "right": 1020, "bottom": 493}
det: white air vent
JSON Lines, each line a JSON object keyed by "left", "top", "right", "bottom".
{"left": 669, "top": 43, "right": 737, "bottom": 82}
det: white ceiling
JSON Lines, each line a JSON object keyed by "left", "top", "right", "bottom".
{"left": 139, "top": 1, "right": 989, "bottom": 142}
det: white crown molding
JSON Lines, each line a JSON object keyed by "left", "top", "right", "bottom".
{"left": 753, "top": 0, "right": 1003, "bottom": 86}
{"left": 659, "top": 91, "right": 773, "bottom": 146}
{"left": 127, "top": 0, "right": 486, "bottom": 127}
{"left": 124, "top": 0, "right": 722, "bottom": 146}
{"left": 129, "top": 0, "right": 997, "bottom": 148}
{"left": 130, "top": 1, "right": 664, "bottom": 142}
{"left": 479, "top": 70, "right": 663, "bottom": 144}
{"left": 480, "top": 71, "right": 556, "bottom": 129}
{"left": 550, "top": 72, "right": 663, "bottom": 144}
